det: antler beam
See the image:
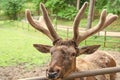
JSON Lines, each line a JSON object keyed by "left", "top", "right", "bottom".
{"left": 72, "top": 2, "right": 88, "bottom": 43}
{"left": 26, "top": 1, "right": 118, "bottom": 46}
{"left": 72, "top": 1, "right": 118, "bottom": 45}
{"left": 26, "top": 4, "right": 61, "bottom": 42}
{"left": 76, "top": 11, "right": 118, "bottom": 44}
{"left": 40, "top": 3, "right": 61, "bottom": 41}
{"left": 26, "top": 9, "right": 54, "bottom": 41}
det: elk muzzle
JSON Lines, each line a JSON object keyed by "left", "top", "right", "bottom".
{"left": 47, "top": 71, "right": 58, "bottom": 79}
{"left": 46, "top": 66, "right": 62, "bottom": 79}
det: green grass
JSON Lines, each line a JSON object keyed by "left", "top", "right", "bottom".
{"left": 0, "top": 21, "right": 51, "bottom": 67}
{"left": 0, "top": 20, "right": 119, "bottom": 67}
{"left": 80, "top": 36, "right": 120, "bottom": 51}
{"left": 56, "top": 17, "right": 120, "bottom": 32}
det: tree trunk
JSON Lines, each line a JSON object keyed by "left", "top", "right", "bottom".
{"left": 86, "top": 0, "right": 95, "bottom": 29}
{"left": 77, "top": 0, "right": 80, "bottom": 10}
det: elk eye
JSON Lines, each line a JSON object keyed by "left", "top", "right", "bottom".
{"left": 71, "top": 53, "right": 76, "bottom": 57}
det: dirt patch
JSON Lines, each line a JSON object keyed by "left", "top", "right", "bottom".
{"left": 0, "top": 51, "right": 120, "bottom": 80}
{"left": 0, "top": 64, "right": 47, "bottom": 80}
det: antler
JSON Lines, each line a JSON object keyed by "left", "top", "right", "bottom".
{"left": 72, "top": 1, "right": 118, "bottom": 45}
{"left": 26, "top": 9, "right": 53, "bottom": 41}
{"left": 72, "top": 2, "right": 88, "bottom": 43}
{"left": 26, "top": 2, "right": 118, "bottom": 46}
{"left": 26, "top": 3, "right": 61, "bottom": 42}
{"left": 40, "top": 3, "right": 61, "bottom": 41}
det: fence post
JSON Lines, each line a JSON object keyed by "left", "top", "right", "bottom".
{"left": 104, "top": 31, "right": 107, "bottom": 47}
{"left": 97, "top": 32, "right": 100, "bottom": 36}
{"left": 22, "top": 21, "right": 24, "bottom": 30}
{"left": 67, "top": 28, "right": 69, "bottom": 39}
{"left": 15, "top": 20, "right": 18, "bottom": 29}
{"left": 85, "top": 40, "right": 87, "bottom": 45}
{"left": 53, "top": 14, "right": 57, "bottom": 31}
{"left": 28, "top": 23, "right": 30, "bottom": 31}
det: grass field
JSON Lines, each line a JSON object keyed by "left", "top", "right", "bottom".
{"left": 0, "top": 20, "right": 119, "bottom": 67}
{"left": 0, "top": 21, "right": 51, "bottom": 67}
{"left": 56, "top": 17, "right": 120, "bottom": 32}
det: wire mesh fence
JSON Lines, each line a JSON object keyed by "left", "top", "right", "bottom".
{"left": 0, "top": 16, "right": 120, "bottom": 51}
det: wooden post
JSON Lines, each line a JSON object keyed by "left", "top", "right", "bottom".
{"left": 85, "top": 40, "right": 87, "bottom": 45}
{"left": 104, "top": 31, "right": 107, "bottom": 47}
{"left": 22, "top": 21, "right": 24, "bottom": 30}
{"left": 54, "top": 14, "right": 57, "bottom": 31}
{"left": 77, "top": 0, "right": 80, "bottom": 10}
{"left": 97, "top": 32, "right": 100, "bottom": 36}
{"left": 28, "top": 24, "right": 30, "bottom": 31}
{"left": 67, "top": 28, "right": 69, "bottom": 39}
{"left": 86, "top": 0, "right": 95, "bottom": 29}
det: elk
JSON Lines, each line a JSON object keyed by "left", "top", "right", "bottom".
{"left": 26, "top": 1, "right": 118, "bottom": 80}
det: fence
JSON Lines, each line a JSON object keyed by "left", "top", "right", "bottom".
{"left": 0, "top": 7, "right": 119, "bottom": 51}
{"left": 24, "top": 19, "right": 120, "bottom": 51}
{"left": 18, "top": 67, "right": 120, "bottom": 80}
{"left": 0, "top": 18, "right": 120, "bottom": 51}
{"left": 62, "top": 27, "right": 120, "bottom": 51}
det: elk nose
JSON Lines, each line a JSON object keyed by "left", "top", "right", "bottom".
{"left": 47, "top": 67, "right": 61, "bottom": 79}
{"left": 48, "top": 72, "right": 58, "bottom": 79}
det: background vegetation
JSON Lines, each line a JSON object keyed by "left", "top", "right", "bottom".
{"left": 0, "top": 0, "right": 120, "bottom": 67}
{"left": 0, "top": 0, "right": 120, "bottom": 20}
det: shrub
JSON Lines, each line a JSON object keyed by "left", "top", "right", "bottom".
{"left": 45, "top": 0, "right": 77, "bottom": 20}
{"left": 57, "top": 6, "right": 77, "bottom": 20}
{"left": 1, "top": 0, "right": 25, "bottom": 20}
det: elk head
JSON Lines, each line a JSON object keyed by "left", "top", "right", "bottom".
{"left": 26, "top": 2, "right": 118, "bottom": 80}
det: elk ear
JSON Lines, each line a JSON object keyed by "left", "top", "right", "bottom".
{"left": 33, "top": 44, "right": 52, "bottom": 53}
{"left": 77, "top": 45, "right": 100, "bottom": 56}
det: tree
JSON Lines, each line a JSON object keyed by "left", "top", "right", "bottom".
{"left": 77, "top": 0, "right": 80, "bottom": 10}
{"left": 1, "top": 0, "right": 25, "bottom": 20}
{"left": 95, "top": 0, "right": 120, "bottom": 14}
{"left": 33, "top": 0, "right": 47, "bottom": 15}
{"left": 86, "top": 0, "right": 95, "bottom": 29}
{"left": 45, "top": 0, "right": 78, "bottom": 20}
{"left": 106, "top": 0, "right": 120, "bottom": 14}
{"left": 95, "top": 0, "right": 107, "bottom": 9}
{"left": 33, "top": 0, "right": 77, "bottom": 20}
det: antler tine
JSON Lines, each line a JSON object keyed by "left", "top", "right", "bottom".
{"left": 40, "top": 3, "right": 61, "bottom": 41}
{"left": 76, "top": 9, "right": 118, "bottom": 44}
{"left": 26, "top": 9, "right": 54, "bottom": 41}
{"left": 76, "top": 9, "right": 107, "bottom": 44}
{"left": 72, "top": 2, "right": 88, "bottom": 43}
{"left": 101, "top": 14, "right": 118, "bottom": 30}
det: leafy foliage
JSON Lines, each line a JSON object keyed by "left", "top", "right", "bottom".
{"left": 1, "top": 0, "right": 25, "bottom": 20}
{"left": 105, "top": 0, "right": 120, "bottom": 14}
{"left": 95, "top": 0, "right": 120, "bottom": 14}
{"left": 57, "top": 6, "right": 77, "bottom": 20}
{"left": 95, "top": 0, "right": 107, "bottom": 9}
{"left": 33, "top": 0, "right": 77, "bottom": 20}
{"left": 33, "top": 0, "right": 47, "bottom": 15}
{"left": 0, "top": 0, "right": 120, "bottom": 20}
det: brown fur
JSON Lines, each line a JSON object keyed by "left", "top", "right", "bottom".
{"left": 76, "top": 50, "right": 116, "bottom": 80}
{"left": 33, "top": 40, "right": 116, "bottom": 80}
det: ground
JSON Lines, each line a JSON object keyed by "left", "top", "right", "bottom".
{"left": 0, "top": 51, "right": 120, "bottom": 80}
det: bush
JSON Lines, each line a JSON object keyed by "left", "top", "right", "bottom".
{"left": 106, "top": 0, "right": 120, "bottom": 14}
{"left": 1, "top": 0, "right": 25, "bottom": 20}
{"left": 57, "top": 6, "right": 77, "bottom": 20}
{"left": 45, "top": 0, "right": 77, "bottom": 20}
